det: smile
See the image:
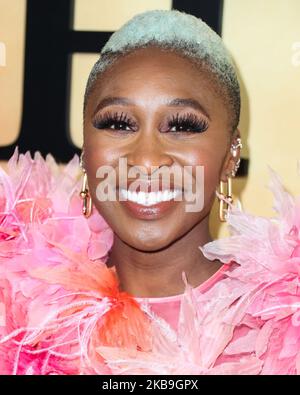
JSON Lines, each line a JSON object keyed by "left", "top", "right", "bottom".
{"left": 119, "top": 189, "right": 182, "bottom": 206}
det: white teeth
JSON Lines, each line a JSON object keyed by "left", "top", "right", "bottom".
{"left": 162, "top": 190, "right": 169, "bottom": 201}
{"left": 148, "top": 192, "right": 156, "bottom": 205}
{"left": 137, "top": 191, "right": 145, "bottom": 205}
{"left": 120, "top": 189, "right": 128, "bottom": 200}
{"left": 120, "top": 189, "right": 181, "bottom": 206}
{"left": 132, "top": 191, "right": 138, "bottom": 202}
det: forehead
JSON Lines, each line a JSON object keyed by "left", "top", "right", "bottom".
{"left": 105, "top": 46, "right": 200, "bottom": 73}
{"left": 87, "top": 46, "right": 229, "bottom": 123}
{"left": 97, "top": 47, "right": 218, "bottom": 93}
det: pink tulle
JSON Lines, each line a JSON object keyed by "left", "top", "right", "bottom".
{"left": 0, "top": 147, "right": 299, "bottom": 375}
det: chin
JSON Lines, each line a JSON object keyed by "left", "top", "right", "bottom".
{"left": 121, "top": 232, "right": 175, "bottom": 252}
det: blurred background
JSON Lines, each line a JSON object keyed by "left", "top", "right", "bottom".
{"left": 0, "top": 0, "right": 299, "bottom": 237}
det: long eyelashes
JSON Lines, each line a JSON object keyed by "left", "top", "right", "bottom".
{"left": 92, "top": 111, "right": 138, "bottom": 132}
{"left": 166, "top": 113, "right": 209, "bottom": 133}
{"left": 92, "top": 111, "right": 209, "bottom": 134}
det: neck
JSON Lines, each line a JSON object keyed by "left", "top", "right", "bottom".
{"left": 106, "top": 215, "right": 222, "bottom": 298}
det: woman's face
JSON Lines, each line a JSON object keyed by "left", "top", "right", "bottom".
{"left": 83, "top": 47, "right": 237, "bottom": 251}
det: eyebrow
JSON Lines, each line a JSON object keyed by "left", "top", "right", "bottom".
{"left": 93, "top": 96, "right": 210, "bottom": 119}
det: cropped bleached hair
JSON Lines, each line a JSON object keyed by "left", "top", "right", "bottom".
{"left": 84, "top": 9, "right": 240, "bottom": 132}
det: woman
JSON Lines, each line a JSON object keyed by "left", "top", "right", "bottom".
{"left": 0, "top": 10, "right": 299, "bottom": 375}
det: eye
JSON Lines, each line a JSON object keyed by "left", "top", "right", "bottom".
{"left": 165, "top": 113, "right": 209, "bottom": 134}
{"left": 92, "top": 111, "right": 137, "bottom": 132}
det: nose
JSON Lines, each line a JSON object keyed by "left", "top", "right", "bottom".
{"left": 126, "top": 132, "right": 174, "bottom": 177}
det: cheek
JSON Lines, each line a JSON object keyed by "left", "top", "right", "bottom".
{"left": 184, "top": 145, "right": 226, "bottom": 193}
{"left": 179, "top": 139, "right": 227, "bottom": 219}
{"left": 82, "top": 141, "right": 117, "bottom": 217}
{"left": 84, "top": 130, "right": 120, "bottom": 164}
{"left": 83, "top": 136, "right": 120, "bottom": 181}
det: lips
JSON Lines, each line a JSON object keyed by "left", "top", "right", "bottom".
{"left": 116, "top": 185, "right": 183, "bottom": 220}
{"left": 118, "top": 194, "right": 181, "bottom": 220}
{"left": 113, "top": 178, "right": 185, "bottom": 219}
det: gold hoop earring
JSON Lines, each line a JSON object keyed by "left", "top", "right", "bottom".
{"left": 217, "top": 176, "right": 233, "bottom": 222}
{"left": 80, "top": 169, "right": 92, "bottom": 218}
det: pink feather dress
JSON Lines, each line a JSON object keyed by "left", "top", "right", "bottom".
{"left": 0, "top": 147, "right": 299, "bottom": 375}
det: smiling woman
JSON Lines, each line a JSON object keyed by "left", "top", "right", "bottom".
{"left": 0, "top": 9, "right": 299, "bottom": 375}
{"left": 82, "top": 44, "right": 236, "bottom": 294}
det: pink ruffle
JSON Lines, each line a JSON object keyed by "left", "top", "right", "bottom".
{"left": 0, "top": 148, "right": 299, "bottom": 375}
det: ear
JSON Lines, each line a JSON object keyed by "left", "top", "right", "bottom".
{"left": 220, "top": 128, "right": 242, "bottom": 182}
